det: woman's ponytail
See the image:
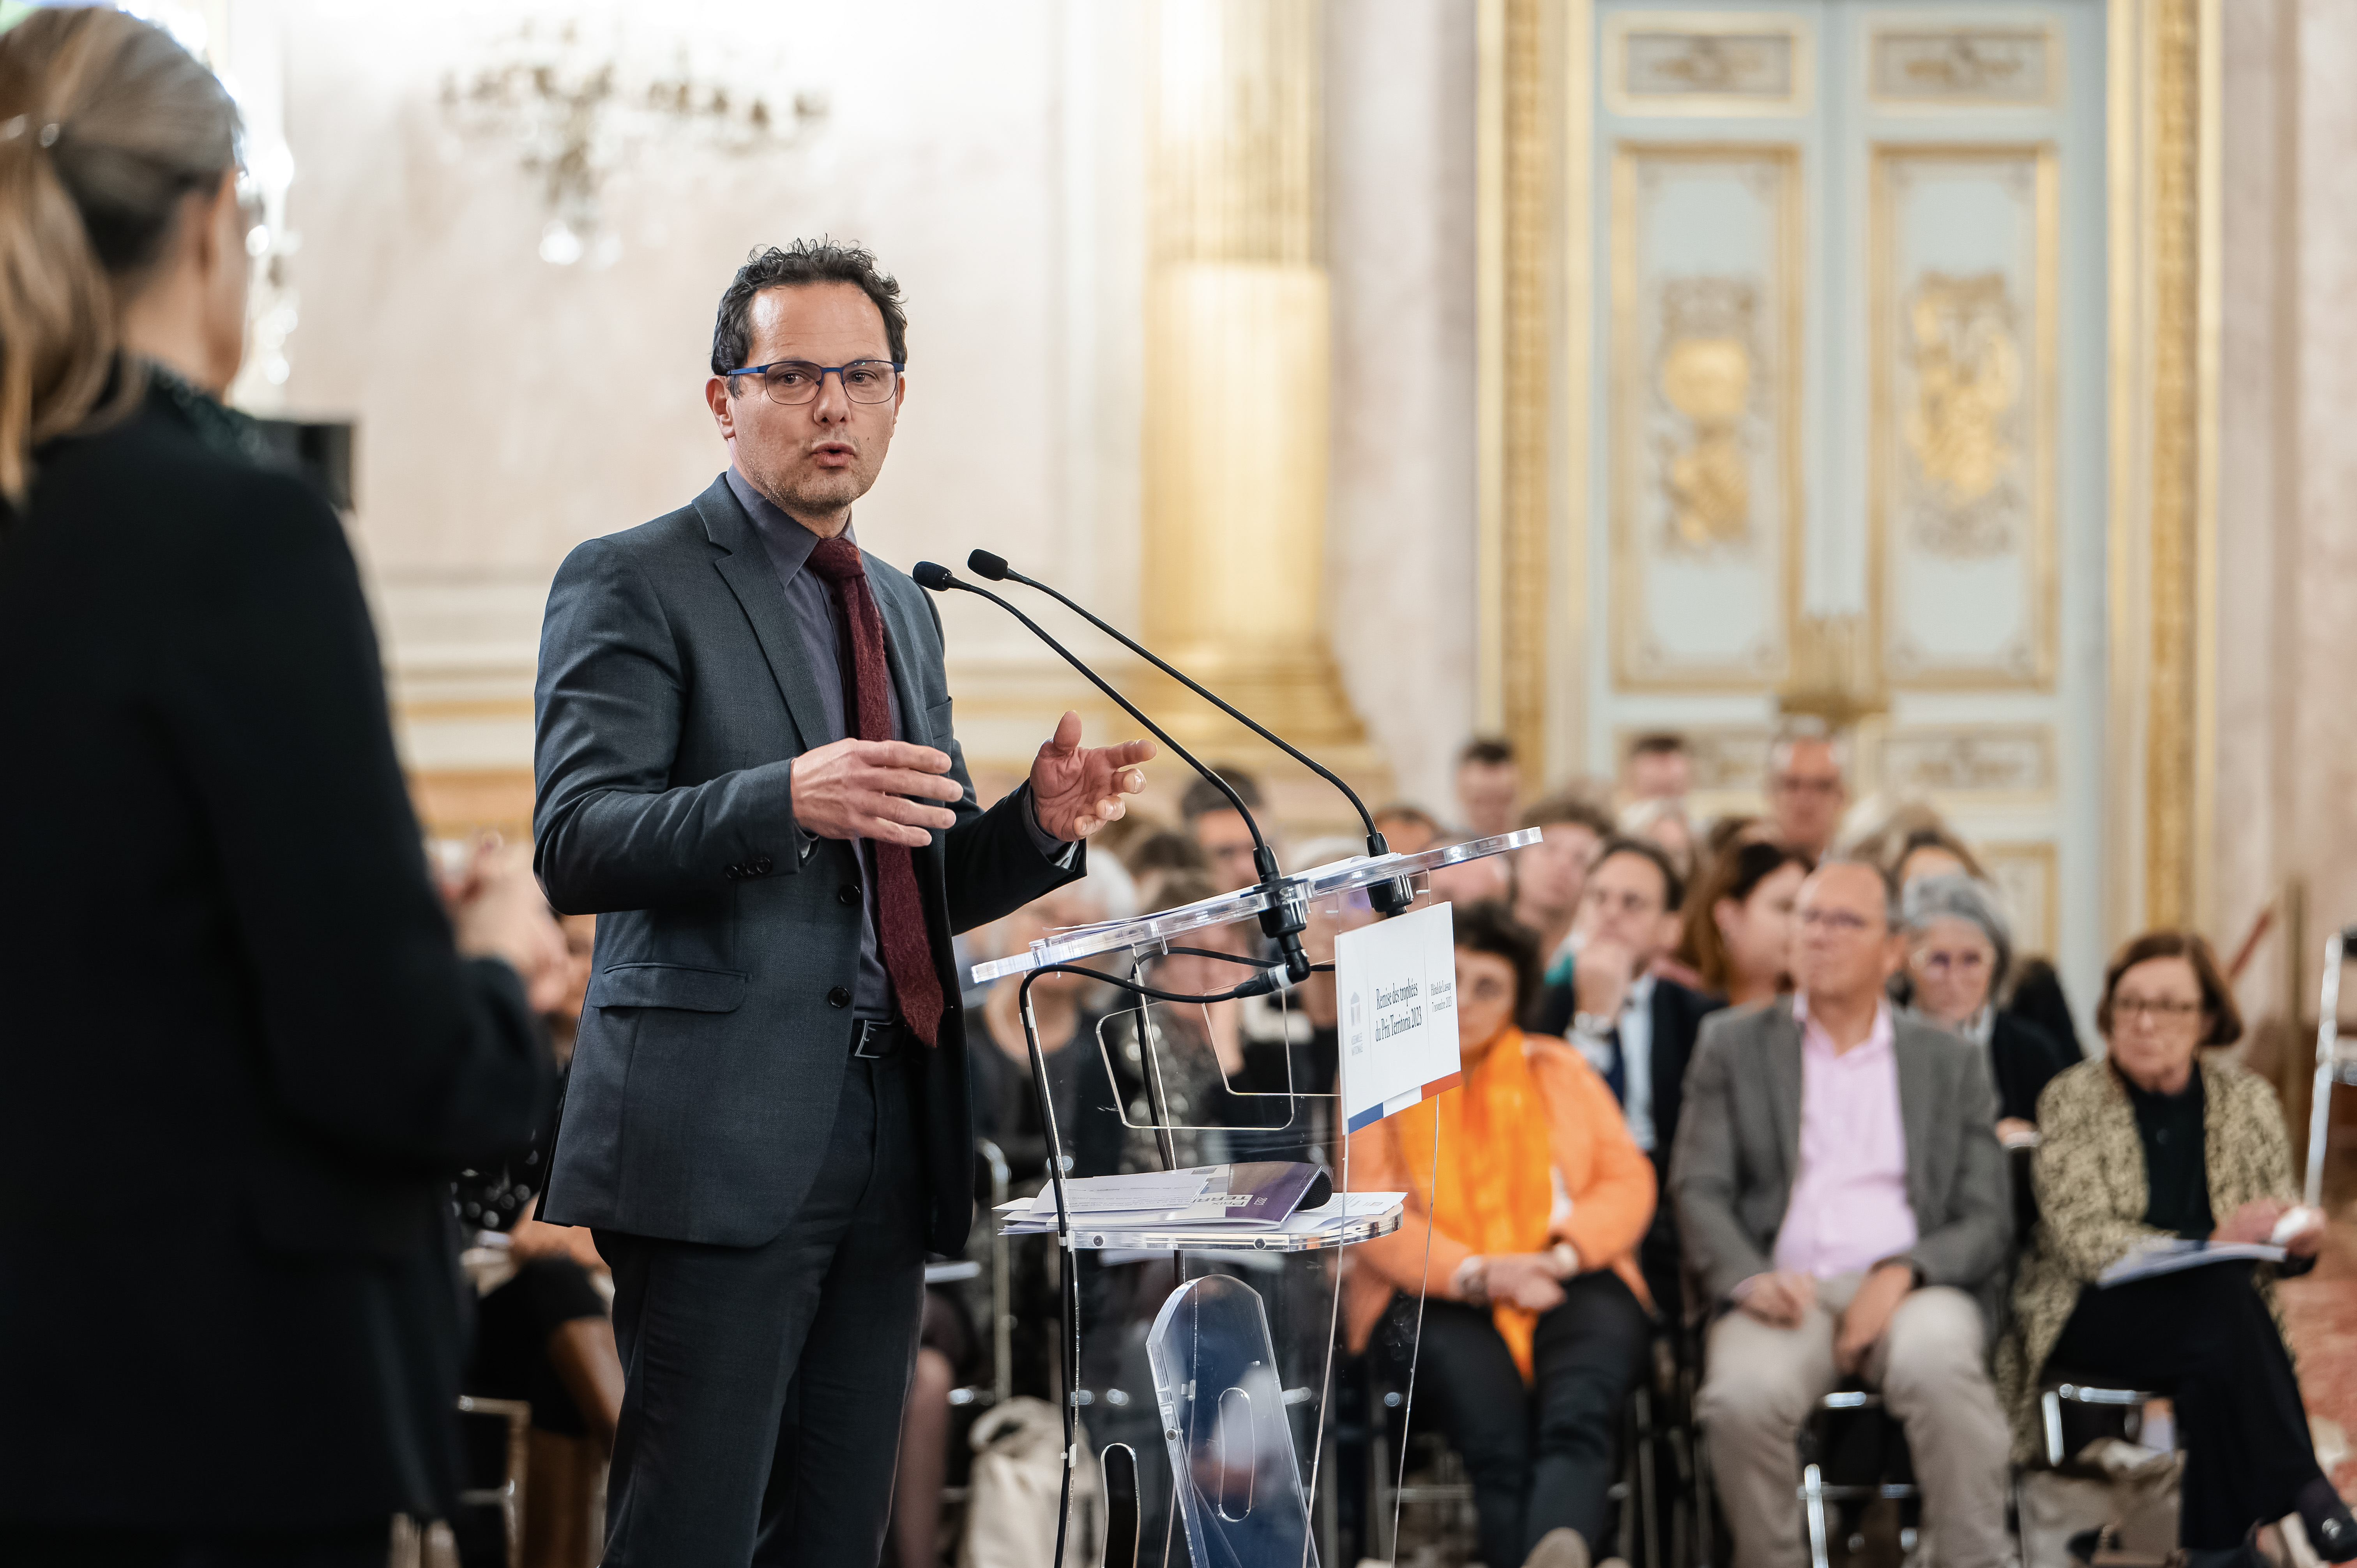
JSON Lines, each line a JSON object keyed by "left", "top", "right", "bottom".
{"left": 0, "top": 8, "right": 237, "bottom": 509}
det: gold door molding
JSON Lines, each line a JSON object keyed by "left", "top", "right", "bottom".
{"left": 1869, "top": 141, "right": 2060, "bottom": 691}
{"left": 2104, "top": 0, "right": 2218, "bottom": 939}
{"left": 1479, "top": 0, "right": 2219, "bottom": 943}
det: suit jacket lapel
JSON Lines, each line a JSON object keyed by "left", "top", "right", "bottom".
{"left": 1765, "top": 1005, "right": 1804, "bottom": 1187}
{"left": 694, "top": 476, "right": 827, "bottom": 751}
{"left": 1894, "top": 1022, "right": 1937, "bottom": 1218}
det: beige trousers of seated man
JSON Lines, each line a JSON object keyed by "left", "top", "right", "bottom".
{"left": 1698, "top": 1271, "right": 2011, "bottom": 1568}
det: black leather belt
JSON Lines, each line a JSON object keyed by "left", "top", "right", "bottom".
{"left": 849, "top": 1019, "right": 908, "bottom": 1059}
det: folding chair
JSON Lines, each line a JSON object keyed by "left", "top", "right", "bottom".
{"left": 2305, "top": 925, "right": 2357, "bottom": 1208}
{"left": 1798, "top": 1390, "right": 1919, "bottom": 1568}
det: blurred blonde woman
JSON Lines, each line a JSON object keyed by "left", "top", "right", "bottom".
{"left": 0, "top": 11, "right": 557, "bottom": 1561}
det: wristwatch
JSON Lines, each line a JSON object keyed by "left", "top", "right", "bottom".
{"left": 1571, "top": 1012, "right": 1615, "bottom": 1037}
{"left": 1550, "top": 1241, "right": 1580, "bottom": 1278}
{"left": 1453, "top": 1254, "right": 1489, "bottom": 1305}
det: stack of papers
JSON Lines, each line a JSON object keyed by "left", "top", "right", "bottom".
{"left": 2097, "top": 1238, "right": 2287, "bottom": 1287}
{"left": 999, "top": 1162, "right": 1363, "bottom": 1236}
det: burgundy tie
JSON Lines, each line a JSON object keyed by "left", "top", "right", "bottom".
{"left": 805, "top": 536, "right": 946, "bottom": 1046}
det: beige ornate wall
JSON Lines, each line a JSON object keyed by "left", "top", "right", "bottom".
{"left": 2212, "top": 0, "right": 2357, "bottom": 1023}
{"left": 251, "top": 0, "right": 1482, "bottom": 842}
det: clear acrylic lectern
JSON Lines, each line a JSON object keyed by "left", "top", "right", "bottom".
{"left": 975, "top": 830, "right": 1537, "bottom": 1567}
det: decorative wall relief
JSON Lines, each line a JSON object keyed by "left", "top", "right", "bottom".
{"left": 1871, "top": 143, "right": 2057, "bottom": 689}
{"left": 1903, "top": 270, "right": 2025, "bottom": 559}
{"left": 1878, "top": 725, "right": 2055, "bottom": 800}
{"left": 440, "top": 16, "right": 827, "bottom": 266}
{"left": 1604, "top": 12, "right": 1809, "bottom": 116}
{"left": 1869, "top": 24, "right": 2056, "bottom": 108}
{"left": 1656, "top": 277, "right": 1758, "bottom": 550}
{"left": 1611, "top": 143, "right": 1800, "bottom": 690}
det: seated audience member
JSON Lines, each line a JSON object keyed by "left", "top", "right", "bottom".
{"left": 458, "top": 871, "right": 618, "bottom": 1568}
{"left": 892, "top": 861, "right": 1140, "bottom": 1568}
{"left": 1181, "top": 768, "right": 1267, "bottom": 893}
{"left": 1429, "top": 846, "right": 1513, "bottom": 908}
{"left": 2006, "top": 953, "right": 2087, "bottom": 1061}
{"left": 1619, "top": 796, "right": 1698, "bottom": 884}
{"left": 1346, "top": 902, "right": 1656, "bottom": 1568}
{"left": 1113, "top": 823, "right": 1207, "bottom": 910}
{"left": 1679, "top": 839, "right": 1811, "bottom": 1007}
{"left": 1705, "top": 812, "right": 1770, "bottom": 863}
{"left": 1764, "top": 722, "right": 1849, "bottom": 862}
{"left": 1998, "top": 932, "right": 2355, "bottom": 1563}
{"left": 1673, "top": 859, "right": 2011, "bottom": 1568}
{"left": 1901, "top": 874, "right": 2077, "bottom": 1138}
{"left": 1623, "top": 732, "right": 1693, "bottom": 803}
{"left": 1376, "top": 802, "right": 1444, "bottom": 855}
{"left": 1512, "top": 794, "right": 1617, "bottom": 976}
{"left": 1456, "top": 735, "right": 1524, "bottom": 839}
{"left": 1893, "top": 823, "right": 1986, "bottom": 886}
{"left": 1537, "top": 838, "right": 1723, "bottom": 1312}
{"left": 966, "top": 859, "right": 1140, "bottom": 1185}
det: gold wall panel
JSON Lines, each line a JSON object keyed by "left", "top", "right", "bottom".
{"left": 1870, "top": 142, "right": 2059, "bottom": 690}
{"left": 1868, "top": 21, "right": 2059, "bottom": 109}
{"left": 1602, "top": 11, "right": 1811, "bottom": 117}
{"left": 1877, "top": 723, "right": 2056, "bottom": 803}
{"left": 1611, "top": 142, "right": 1802, "bottom": 691}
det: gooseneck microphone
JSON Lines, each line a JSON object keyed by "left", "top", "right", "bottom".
{"left": 912, "top": 561, "right": 1312, "bottom": 983}
{"left": 966, "top": 548, "right": 1415, "bottom": 917}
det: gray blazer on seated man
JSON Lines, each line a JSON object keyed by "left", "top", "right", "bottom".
{"left": 1671, "top": 858, "right": 2012, "bottom": 1568}
{"left": 534, "top": 241, "right": 1153, "bottom": 1568}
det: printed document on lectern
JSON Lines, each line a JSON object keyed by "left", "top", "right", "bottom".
{"left": 1335, "top": 901, "right": 1463, "bottom": 1132}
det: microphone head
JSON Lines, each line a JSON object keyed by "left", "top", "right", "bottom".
{"left": 911, "top": 561, "right": 955, "bottom": 592}
{"left": 967, "top": 549, "right": 1011, "bottom": 582}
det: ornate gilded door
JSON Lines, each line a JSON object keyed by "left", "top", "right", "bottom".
{"left": 1584, "top": 0, "right": 2108, "bottom": 1006}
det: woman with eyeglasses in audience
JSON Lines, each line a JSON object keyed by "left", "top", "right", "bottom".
{"left": 1998, "top": 932, "right": 2355, "bottom": 1564}
{"left": 1346, "top": 901, "right": 1655, "bottom": 1568}
{"left": 1901, "top": 874, "right": 2078, "bottom": 1141}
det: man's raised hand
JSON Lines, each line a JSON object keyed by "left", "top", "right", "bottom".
{"left": 1029, "top": 710, "right": 1156, "bottom": 842}
{"left": 790, "top": 737, "right": 964, "bottom": 847}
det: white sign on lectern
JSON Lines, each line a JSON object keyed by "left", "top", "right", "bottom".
{"left": 1336, "top": 900, "right": 1463, "bottom": 1132}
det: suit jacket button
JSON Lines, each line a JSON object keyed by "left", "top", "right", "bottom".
{"left": 724, "top": 864, "right": 742, "bottom": 880}
{"left": 826, "top": 986, "right": 851, "bottom": 1009}
{"left": 752, "top": 855, "right": 774, "bottom": 874}
{"left": 838, "top": 884, "right": 860, "bottom": 906}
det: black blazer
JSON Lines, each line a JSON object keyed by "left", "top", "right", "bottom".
{"left": 534, "top": 473, "right": 1078, "bottom": 1258}
{"left": 1989, "top": 1011, "right": 2079, "bottom": 1126}
{"left": 1533, "top": 968, "right": 1725, "bottom": 1162}
{"left": 0, "top": 383, "right": 553, "bottom": 1531}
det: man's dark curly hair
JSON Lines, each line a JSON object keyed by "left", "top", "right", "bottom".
{"left": 710, "top": 239, "right": 908, "bottom": 382}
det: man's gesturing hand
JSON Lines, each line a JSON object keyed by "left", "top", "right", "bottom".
{"left": 791, "top": 738, "right": 963, "bottom": 847}
{"left": 1029, "top": 710, "right": 1156, "bottom": 842}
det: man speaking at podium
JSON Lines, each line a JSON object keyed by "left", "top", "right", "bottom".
{"left": 533, "top": 240, "right": 1152, "bottom": 1565}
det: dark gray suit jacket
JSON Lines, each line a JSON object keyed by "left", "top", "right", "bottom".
{"left": 1668, "top": 998, "right": 2012, "bottom": 1334}
{"left": 533, "top": 473, "right": 1078, "bottom": 1255}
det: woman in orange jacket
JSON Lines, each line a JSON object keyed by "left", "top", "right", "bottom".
{"left": 1345, "top": 900, "right": 1658, "bottom": 1568}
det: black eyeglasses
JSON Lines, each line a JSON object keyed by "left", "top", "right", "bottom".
{"left": 724, "top": 358, "right": 903, "bottom": 406}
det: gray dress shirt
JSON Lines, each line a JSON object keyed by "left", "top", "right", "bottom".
{"left": 724, "top": 468, "right": 1071, "bottom": 1019}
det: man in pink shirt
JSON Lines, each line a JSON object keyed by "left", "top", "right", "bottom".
{"left": 1670, "top": 860, "right": 2011, "bottom": 1568}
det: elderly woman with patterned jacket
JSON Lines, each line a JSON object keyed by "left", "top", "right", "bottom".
{"left": 1997, "top": 931, "right": 2353, "bottom": 1563}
